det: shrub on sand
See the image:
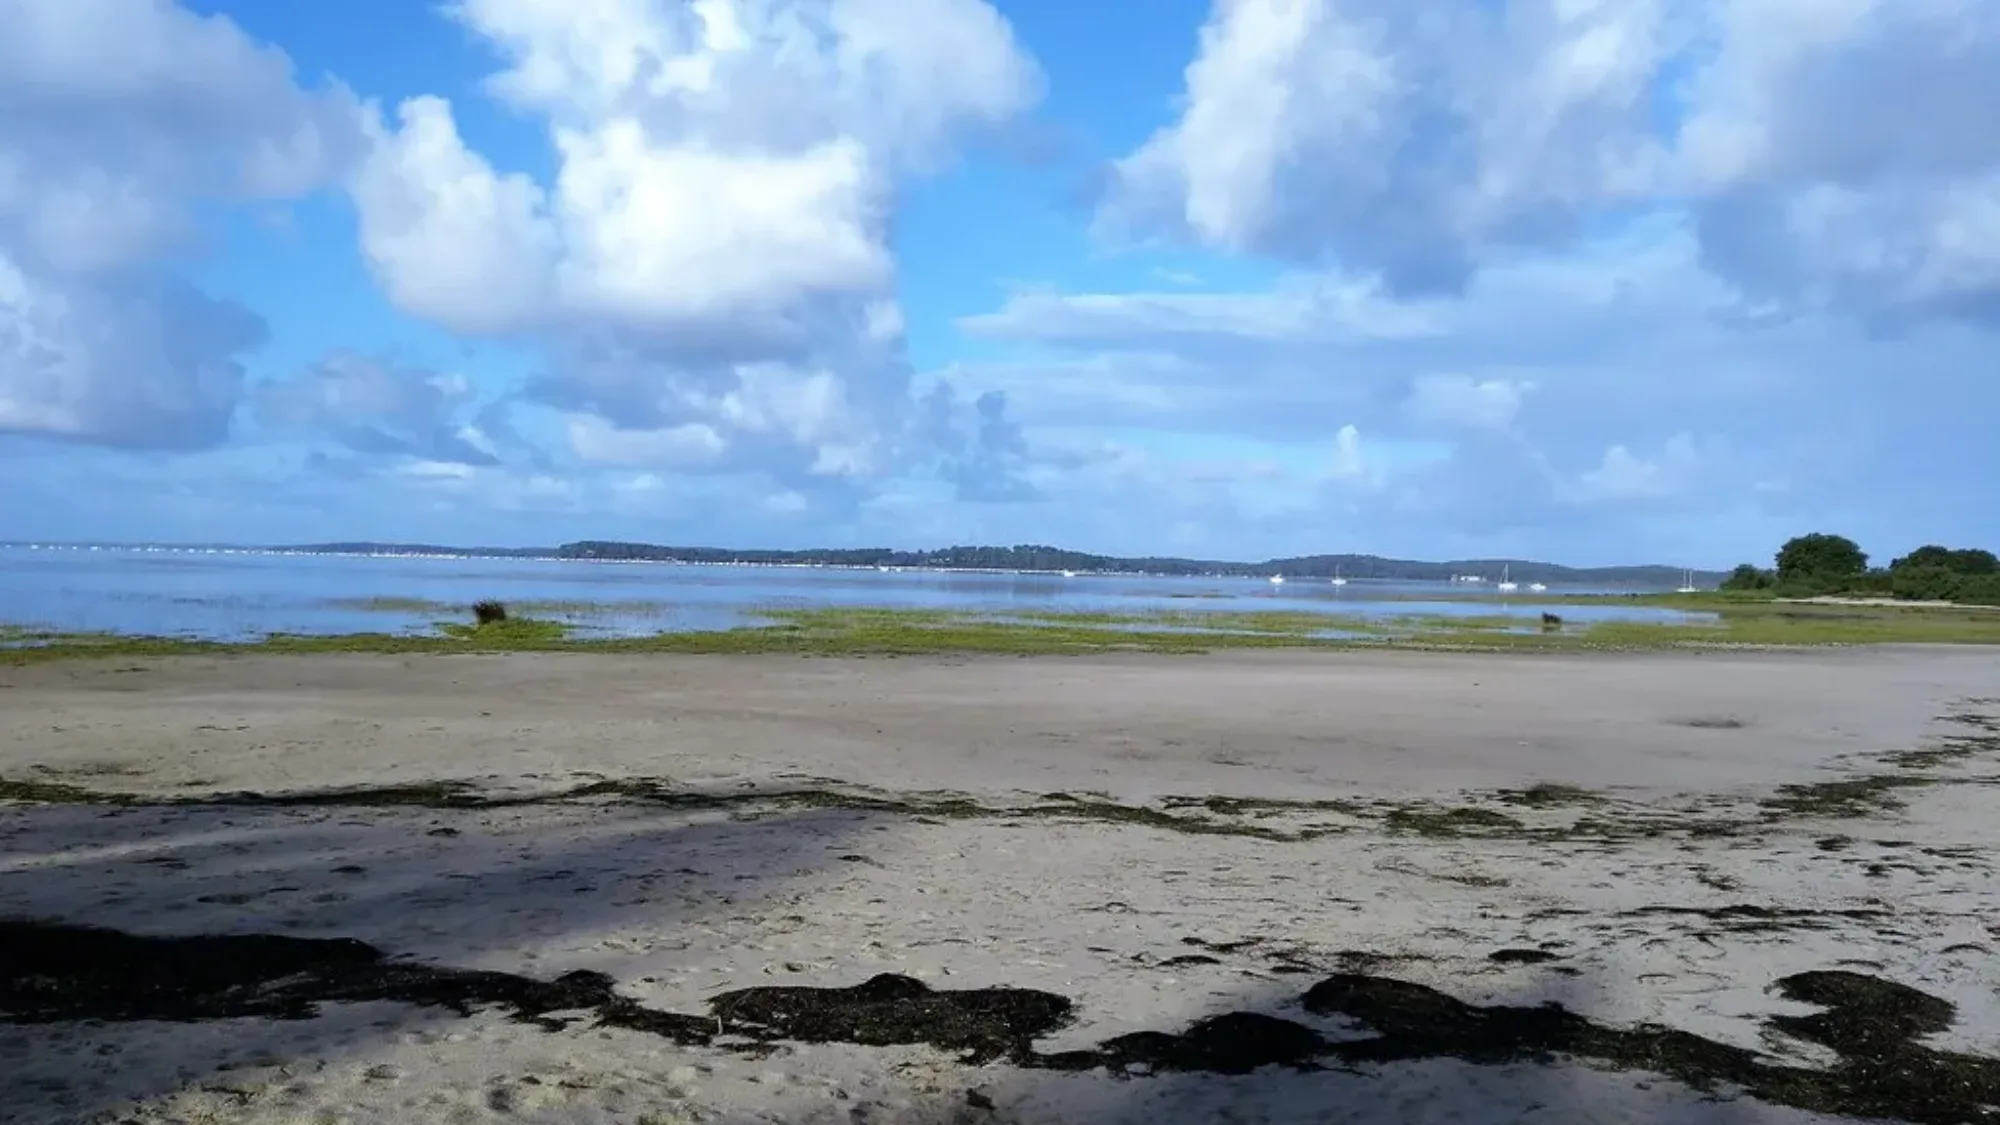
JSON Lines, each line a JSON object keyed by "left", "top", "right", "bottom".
{"left": 472, "top": 599, "right": 509, "bottom": 626}
{"left": 1540, "top": 612, "right": 1563, "bottom": 632}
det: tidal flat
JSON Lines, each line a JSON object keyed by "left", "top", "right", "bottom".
{"left": 9, "top": 593, "right": 2000, "bottom": 666}
{"left": 4, "top": 647, "right": 2000, "bottom": 1123}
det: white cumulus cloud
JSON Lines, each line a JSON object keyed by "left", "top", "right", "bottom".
{"left": 1101, "top": 0, "right": 1675, "bottom": 292}
{"left": 350, "top": 0, "right": 1043, "bottom": 489}
{"left": 1102, "top": 0, "right": 2000, "bottom": 321}
{"left": 0, "top": 0, "right": 364, "bottom": 449}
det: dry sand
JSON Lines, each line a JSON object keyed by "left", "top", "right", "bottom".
{"left": 3, "top": 647, "right": 1999, "bottom": 1124}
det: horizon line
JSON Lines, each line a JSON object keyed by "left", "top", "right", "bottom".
{"left": 0, "top": 538, "right": 1721, "bottom": 575}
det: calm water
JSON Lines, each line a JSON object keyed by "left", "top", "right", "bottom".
{"left": 0, "top": 546, "right": 1711, "bottom": 640}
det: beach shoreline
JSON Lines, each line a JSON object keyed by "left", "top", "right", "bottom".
{"left": 4, "top": 648, "right": 1998, "bottom": 1124}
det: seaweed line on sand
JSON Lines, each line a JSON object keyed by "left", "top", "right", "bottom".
{"left": 1754, "top": 700, "right": 2000, "bottom": 822}
{"left": 0, "top": 776, "right": 1352, "bottom": 841}
{"left": 7, "top": 720, "right": 1998, "bottom": 846}
{"left": 5, "top": 704, "right": 1992, "bottom": 871}
{"left": 0, "top": 774, "right": 1824, "bottom": 845}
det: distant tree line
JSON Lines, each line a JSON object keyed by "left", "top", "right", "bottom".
{"left": 557, "top": 541, "right": 1158, "bottom": 573}
{"left": 551, "top": 541, "right": 1702, "bottom": 585}
{"left": 1720, "top": 533, "right": 2000, "bottom": 605}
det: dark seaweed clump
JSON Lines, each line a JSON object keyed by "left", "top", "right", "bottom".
{"left": 1487, "top": 948, "right": 1560, "bottom": 965}
{"left": 0, "top": 921, "right": 1061, "bottom": 1063}
{"left": 0, "top": 920, "right": 696, "bottom": 1035}
{"left": 712, "top": 972, "right": 1070, "bottom": 1064}
{"left": 3, "top": 920, "right": 1997, "bottom": 1123}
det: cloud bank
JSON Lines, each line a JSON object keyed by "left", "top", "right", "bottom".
{"left": 2, "top": 0, "right": 1995, "bottom": 564}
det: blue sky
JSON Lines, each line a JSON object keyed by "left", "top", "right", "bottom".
{"left": 3, "top": 0, "right": 1996, "bottom": 567}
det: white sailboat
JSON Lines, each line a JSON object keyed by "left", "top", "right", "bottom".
{"left": 1330, "top": 563, "right": 1347, "bottom": 587}
{"left": 1496, "top": 564, "right": 1518, "bottom": 593}
{"left": 1676, "top": 568, "right": 1698, "bottom": 594}
{"left": 1527, "top": 581, "right": 1548, "bottom": 593}
{"left": 1268, "top": 574, "right": 1286, "bottom": 585}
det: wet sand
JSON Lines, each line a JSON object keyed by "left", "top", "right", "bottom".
{"left": 3, "top": 647, "right": 1998, "bottom": 1124}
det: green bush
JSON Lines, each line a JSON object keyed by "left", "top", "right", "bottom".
{"left": 1891, "top": 545, "right": 1999, "bottom": 576}
{"left": 1890, "top": 565, "right": 1964, "bottom": 602}
{"left": 1848, "top": 571, "right": 1894, "bottom": 596}
{"left": 1749, "top": 534, "right": 2000, "bottom": 604}
{"left": 1719, "top": 563, "right": 1774, "bottom": 591}
{"left": 1958, "top": 574, "right": 2000, "bottom": 606}
{"left": 1775, "top": 533, "right": 1868, "bottom": 587}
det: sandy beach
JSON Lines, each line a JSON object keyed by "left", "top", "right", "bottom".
{"left": 4, "top": 647, "right": 1999, "bottom": 1124}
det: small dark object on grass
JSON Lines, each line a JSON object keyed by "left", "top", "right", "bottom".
{"left": 1540, "top": 612, "right": 1563, "bottom": 632}
{"left": 472, "top": 599, "right": 509, "bottom": 626}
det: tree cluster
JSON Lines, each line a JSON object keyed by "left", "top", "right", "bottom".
{"left": 1720, "top": 534, "right": 2000, "bottom": 605}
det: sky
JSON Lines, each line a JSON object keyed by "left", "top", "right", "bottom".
{"left": 2, "top": 0, "right": 1997, "bottom": 567}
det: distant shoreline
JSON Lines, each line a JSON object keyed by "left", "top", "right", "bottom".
{"left": 0, "top": 539, "right": 1718, "bottom": 588}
